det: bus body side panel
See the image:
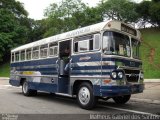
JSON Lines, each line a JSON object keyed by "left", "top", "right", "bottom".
{"left": 70, "top": 52, "right": 103, "bottom": 96}
{"left": 10, "top": 57, "right": 58, "bottom": 93}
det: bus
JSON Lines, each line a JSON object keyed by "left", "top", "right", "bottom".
{"left": 9, "top": 20, "right": 144, "bottom": 109}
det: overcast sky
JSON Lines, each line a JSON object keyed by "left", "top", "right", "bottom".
{"left": 16, "top": 0, "right": 143, "bottom": 20}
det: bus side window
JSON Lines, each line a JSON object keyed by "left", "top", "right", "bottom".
{"left": 74, "top": 35, "right": 94, "bottom": 53}
{"left": 94, "top": 34, "right": 100, "bottom": 50}
{"left": 79, "top": 40, "right": 89, "bottom": 52}
{"left": 26, "top": 49, "right": 31, "bottom": 60}
{"left": 89, "top": 39, "right": 93, "bottom": 50}
{"left": 20, "top": 50, "right": 25, "bottom": 61}
{"left": 40, "top": 44, "right": 48, "bottom": 58}
{"left": 49, "top": 42, "right": 58, "bottom": 57}
{"left": 15, "top": 52, "right": 19, "bottom": 62}
{"left": 32, "top": 47, "right": 39, "bottom": 59}
{"left": 74, "top": 42, "right": 78, "bottom": 52}
{"left": 11, "top": 53, "right": 14, "bottom": 62}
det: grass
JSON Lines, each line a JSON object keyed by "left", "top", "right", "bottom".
{"left": 0, "top": 28, "right": 160, "bottom": 78}
{"left": 140, "top": 28, "right": 160, "bottom": 78}
{"left": 0, "top": 62, "right": 10, "bottom": 77}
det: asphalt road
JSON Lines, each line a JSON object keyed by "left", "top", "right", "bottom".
{"left": 0, "top": 80, "right": 160, "bottom": 120}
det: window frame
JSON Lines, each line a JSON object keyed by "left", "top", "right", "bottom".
{"left": 11, "top": 53, "right": 15, "bottom": 63}
{"left": 78, "top": 40, "right": 89, "bottom": 52}
{"left": 102, "top": 31, "right": 131, "bottom": 57}
{"left": 73, "top": 33, "right": 101, "bottom": 54}
{"left": 131, "top": 38, "right": 140, "bottom": 59}
{"left": 32, "top": 46, "right": 39, "bottom": 59}
{"left": 93, "top": 34, "right": 101, "bottom": 50}
{"left": 20, "top": 50, "right": 25, "bottom": 61}
{"left": 26, "top": 48, "right": 32, "bottom": 60}
{"left": 40, "top": 44, "right": 48, "bottom": 58}
{"left": 15, "top": 52, "right": 20, "bottom": 62}
{"left": 49, "top": 42, "right": 58, "bottom": 57}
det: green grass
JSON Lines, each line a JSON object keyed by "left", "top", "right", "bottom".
{"left": 0, "top": 62, "right": 10, "bottom": 77}
{"left": 140, "top": 28, "right": 160, "bottom": 78}
{"left": 0, "top": 28, "right": 160, "bottom": 78}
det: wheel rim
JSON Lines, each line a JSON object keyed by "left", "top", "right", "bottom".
{"left": 78, "top": 87, "right": 90, "bottom": 105}
{"left": 23, "top": 82, "right": 28, "bottom": 93}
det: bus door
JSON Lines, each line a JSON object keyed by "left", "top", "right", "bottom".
{"left": 58, "top": 40, "right": 71, "bottom": 93}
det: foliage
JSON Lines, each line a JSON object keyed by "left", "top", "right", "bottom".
{"left": 98, "top": 0, "right": 138, "bottom": 22}
{"left": 136, "top": 1, "right": 151, "bottom": 25}
{"left": 44, "top": 0, "right": 103, "bottom": 37}
{"left": 43, "top": 0, "right": 88, "bottom": 37}
{"left": 0, "top": 62, "right": 10, "bottom": 77}
{"left": 149, "top": 1, "right": 160, "bottom": 26}
{"left": 0, "top": 0, "right": 29, "bottom": 62}
{"left": 136, "top": 0, "right": 160, "bottom": 27}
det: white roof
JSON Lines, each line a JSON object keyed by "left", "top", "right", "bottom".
{"left": 11, "top": 20, "right": 140, "bottom": 52}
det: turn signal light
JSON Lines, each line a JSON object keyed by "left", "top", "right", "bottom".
{"left": 103, "top": 79, "right": 111, "bottom": 84}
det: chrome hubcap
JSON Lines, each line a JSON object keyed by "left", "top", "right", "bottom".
{"left": 23, "top": 82, "right": 28, "bottom": 93}
{"left": 78, "top": 87, "right": 90, "bottom": 105}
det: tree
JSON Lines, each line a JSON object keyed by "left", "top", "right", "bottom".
{"left": 136, "top": 1, "right": 151, "bottom": 28}
{"left": 72, "top": 7, "right": 103, "bottom": 27}
{"left": 99, "top": 0, "right": 139, "bottom": 23}
{"left": 44, "top": 0, "right": 87, "bottom": 37}
{"left": 26, "top": 19, "right": 47, "bottom": 42}
{"left": 149, "top": 1, "right": 160, "bottom": 27}
{"left": 0, "top": 0, "right": 29, "bottom": 62}
{"left": 136, "top": 0, "right": 160, "bottom": 27}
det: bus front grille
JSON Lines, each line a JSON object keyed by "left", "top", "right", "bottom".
{"left": 124, "top": 69, "right": 140, "bottom": 83}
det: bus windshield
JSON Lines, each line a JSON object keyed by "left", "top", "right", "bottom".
{"left": 131, "top": 38, "right": 140, "bottom": 59}
{"left": 103, "top": 31, "right": 131, "bottom": 57}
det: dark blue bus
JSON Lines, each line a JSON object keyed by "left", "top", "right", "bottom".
{"left": 10, "top": 20, "right": 144, "bottom": 109}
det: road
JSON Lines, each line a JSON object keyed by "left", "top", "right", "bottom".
{"left": 0, "top": 80, "right": 160, "bottom": 120}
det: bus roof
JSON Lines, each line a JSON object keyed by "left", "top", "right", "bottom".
{"left": 11, "top": 20, "right": 140, "bottom": 52}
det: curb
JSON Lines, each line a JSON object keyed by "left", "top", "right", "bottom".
{"left": 0, "top": 77, "right": 9, "bottom": 80}
{"left": 131, "top": 98, "right": 160, "bottom": 105}
{"left": 144, "top": 79, "right": 160, "bottom": 82}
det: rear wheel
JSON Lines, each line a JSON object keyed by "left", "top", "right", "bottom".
{"left": 22, "top": 80, "right": 37, "bottom": 96}
{"left": 112, "top": 95, "right": 131, "bottom": 104}
{"left": 77, "top": 82, "right": 97, "bottom": 109}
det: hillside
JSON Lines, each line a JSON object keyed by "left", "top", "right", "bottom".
{"left": 0, "top": 28, "right": 160, "bottom": 78}
{"left": 140, "top": 28, "right": 160, "bottom": 78}
{"left": 0, "top": 62, "right": 10, "bottom": 77}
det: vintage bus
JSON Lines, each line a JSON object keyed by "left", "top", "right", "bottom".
{"left": 10, "top": 20, "right": 144, "bottom": 109}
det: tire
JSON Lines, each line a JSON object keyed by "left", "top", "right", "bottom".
{"left": 112, "top": 95, "right": 131, "bottom": 104}
{"left": 22, "top": 80, "right": 37, "bottom": 96}
{"left": 77, "top": 82, "right": 97, "bottom": 110}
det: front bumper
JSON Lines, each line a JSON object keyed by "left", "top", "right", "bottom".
{"left": 100, "top": 84, "right": 144, "bottom": 97}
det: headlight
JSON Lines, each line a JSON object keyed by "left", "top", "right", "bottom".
{"left": 118, "top": 72, "right": 123, "bottom": 79}
{"left": 111, "top": 72, "right": 117, "bottom": 79}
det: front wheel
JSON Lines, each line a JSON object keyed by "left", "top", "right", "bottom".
{"left": 22, "top": 80, "right": 37, "bottom": 96}
{"left": 77, "top": 82, "right": 97, "bottom": 110}
{"left": 112, "top": 95, "right": 131, "bottom": 104}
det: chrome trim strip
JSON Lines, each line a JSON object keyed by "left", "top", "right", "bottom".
{"left": 72, "top": 61, "right": 101, "bottom": 66}
{"left": 102, "top": 55, "right": 142, "bottom": 62}
{"left": 72, "top": 70, "right": 110, "bottom": 73}
{"left": 118, "top": 66, "right": 142, "bottom": 70}
{"left": 70, "top": 76, "right": 110, "bottom": 79}
{"left": 10, "top": 74, "right": 57, "bottom": 78}
{"left": 55, "top": 93, "right": 73, "bottom": 97}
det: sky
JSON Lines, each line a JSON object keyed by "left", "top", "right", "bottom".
{"left": 16, "top": 0, "right": 100, "bottom": 20}
{"left": 16, "top": 0, "right": 143, "bottom": 20}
